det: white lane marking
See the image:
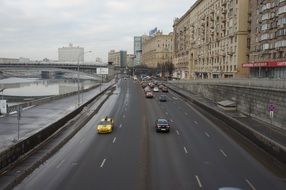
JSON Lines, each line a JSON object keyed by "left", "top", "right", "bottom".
{"left": 172, "top": 97, "right": 178, "bottom": 100}
{"left": 112, "top": 137, "right": 117, "bottom": 144}
{"left": 100, "top": 159, "right": 106, "bottom": 168}
{"left": 79, "top": 138, "right": 85, "bottom": 144}
{"left": 119, "top": 124, "right": 122, "bottom": 128}
{"left": 185, "top": 112, "right": 188, "bottom": 116}
{"left": 194, "top": 121, "right": 198, "bottom": 125}
{"left": 219, "top": 149, "right": 227, "bottom": 158}
{"left": 23, "top": 105, "right": 35, "bottom": 110}
{"left": 205, "top": 132, "right": 210, "bottom": 138}
{"left": 245, "top": 179, "right": 256, "bottom": 190}
{"left": 184, "top": 146, "right": 188, "bottom": 154}
{"left": 165, "top": 112, "right": 168, "bottom": 115}
{"left": 176, "top": 130, "right": 180, "bottom": 136}
{"left": 56, "top": 159, "right": 65, "bottom": 169}
{"left": 195, "top": 175, "right": 203, "bottom": 188}
{"left": 170, "top": 119, "right": 174, "bottom": 123}
{"left": 123, "top": 115, "right": 126, "bottom": 119}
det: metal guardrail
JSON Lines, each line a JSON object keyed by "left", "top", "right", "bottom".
{"left": 6, "top": 84, "right": 100, "bottom": 114}
{"left": 171, "top": 78, "right": 286, "bottom": 90}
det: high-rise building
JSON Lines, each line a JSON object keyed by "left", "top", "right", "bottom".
{"left": 127, "top": 54, "right": 135, "bottom": 67}
{"left": 108, "top": 50, "right": 127, "bottom": 67}
{"left": 58, "top": 43, "right": 84, "bottom": 63}
{"left": 142, "top": 31, "right": 173, "bottom": 68}
{"left": 244, "top": 0, "right": 286, "bottom": 78}
{"left": 173, "top": 0, "right": 249, "bottom": 79}
{"left": 134, "top": 36, "right": 143, "bottom": 66}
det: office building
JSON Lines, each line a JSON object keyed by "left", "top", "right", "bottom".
{"left": 58, "top": 43, "right": 84, "bottom": 63}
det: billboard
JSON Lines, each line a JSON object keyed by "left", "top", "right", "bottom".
{"left": 97, "top": 68, "right": 109, "bottom": 75}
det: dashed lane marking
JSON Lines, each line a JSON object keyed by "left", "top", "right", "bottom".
{"left": 100, "top": 159, "right": 106, "bottom": 168}
{"left": 195, "top": 175, "right": 203, "bottom": 188}
{"left": 112, "top": 137, "right": 117, "bottom": 144}
{"left": 194, "top": 121, "right": 198, "bottom": 125}
{"left": 219, "top": 149, "right": 227, "bottom": 158}
{"left": 119, "top": 124, "right": 122, "bottom": 128}
{"left": 56, "top": 160, "right": 65, "bottom": 169}
{"left": 184, "top": 146, "right": 188, "bottom": 154}
{"left": 176, "top": 130, "right": 180, "bottom": 136}
{"left": 245, "top": 179, "right": 256, "bottom": 190}
{"left": 205, "top": 132, "right": 210, "bottom": 138}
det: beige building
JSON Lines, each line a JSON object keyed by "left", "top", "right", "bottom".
{"left": 108, "top": 50, "right": 127, "bottom": 67}
{"left": 173, "top": 0, "right": 249, "bottom": 79}
{"left": 142, "top": 31, "right": 173, "bottom": 68}
{"left": 245, "top": 0, "right": 286, "bottom": 78}
{"left": 127, "top": 54, "right": 135, "bottom": 67}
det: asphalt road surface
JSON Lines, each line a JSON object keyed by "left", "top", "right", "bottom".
{"left": 14, "top": 78, "right": 286, "bottom": 190}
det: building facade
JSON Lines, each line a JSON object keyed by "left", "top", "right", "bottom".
{"left": 58, "top": 43, "right": 84, "bottom": 63}
{"left": 244, "top": 0, "right": 286, "bottom": 78}
{"left": 141, "top": 31, "right": 173, "bottom": 68}
{"left": 134, "top": 36, "right": 143, "bottom": 66}
{"left": 127, "top": 54, "right": 135, "bottom": 67}
{"left": 174, "top": 0, "right": 249, "bottom": 79}
{"left": 108, "top": 50, "right": 127, "bottom": 67}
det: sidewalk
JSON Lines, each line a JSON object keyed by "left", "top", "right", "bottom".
{"left": 0, "top": 80, "right": 115, "bottom": 152}
{"left": 166, "top": 83, "right": 286, "bottom": 147}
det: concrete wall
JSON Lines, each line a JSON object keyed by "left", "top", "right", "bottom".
{"left": 171, "top": 81, "right": 286, "bottom": 129}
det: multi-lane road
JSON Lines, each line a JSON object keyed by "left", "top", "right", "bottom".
{"left": 14, "top": 78, "right": 286, "bottom": 190}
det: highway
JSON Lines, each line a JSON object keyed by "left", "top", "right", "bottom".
{"left": 14, "top": 78, "right": 286, "bottom": 190}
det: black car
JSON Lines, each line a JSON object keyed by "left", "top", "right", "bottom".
{"left": 155, "top": 119, "right": 170, "bottom": 132}
{"left": 159, "top": 95, "right": 167, "bottom": 102}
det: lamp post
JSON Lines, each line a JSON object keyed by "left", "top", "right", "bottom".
{"left": 77, "top": 51, "right": 92, "bottom": 107}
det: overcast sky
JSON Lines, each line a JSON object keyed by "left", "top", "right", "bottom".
{"left": 0, "top": 0, "right": 196, "bottom": 62}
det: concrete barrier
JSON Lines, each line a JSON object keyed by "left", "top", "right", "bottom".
{"left": 167, "top": 84, "right": 286, "bottom": 164}
{"left": 0, "top": 83, "right": 114, "bottom": 173}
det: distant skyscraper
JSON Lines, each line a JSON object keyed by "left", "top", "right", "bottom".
{"left": 58, "top": 43, "right": 84, "bottom": 63}
{"left": 134, "top": 36, "right": 142, "bottom": 66}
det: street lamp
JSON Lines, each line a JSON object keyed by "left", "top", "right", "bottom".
{"left": 77, "top": 51, "right": 92, "bottom": 107}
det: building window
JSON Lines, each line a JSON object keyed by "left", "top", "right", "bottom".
{"left": 261, "top": 33, "right": 270, "bottom": 40}
{"left": 262, "top": 43, "right": 270, "bottom": 50}
{"left": 261, "top": 23, "right": 269, "bottom": 30}
{"left": 278, "top": 17, "right": 286, "bottom": 25}
{"left": 278, "top": 5, "right": 286, "bottom": 15}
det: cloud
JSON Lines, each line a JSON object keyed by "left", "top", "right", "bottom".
{"left": 0, "top": 0, "right": 196, "bottom": 61}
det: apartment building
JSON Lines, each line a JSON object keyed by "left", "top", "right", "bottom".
{"left": 108, "top": 50, "right": 127, "bottom": 67}
{"left": 244, "top": 0, "right": 286, "bottom": 78}
{"left": 142, "top": 31, "right": 173, "bottom": 68}
{"left": 174, "top": 0, "right": 249, "bottom": 79}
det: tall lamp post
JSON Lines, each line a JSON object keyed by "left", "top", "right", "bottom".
{"left": 77, "top": 51, "right": 92, "bottom": 107}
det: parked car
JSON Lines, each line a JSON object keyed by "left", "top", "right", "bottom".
{"left": 153, "top": 86, "right": 159, "bottom": 92}
{"left": 155, "top": 118, "right": 170, "bottom": 132}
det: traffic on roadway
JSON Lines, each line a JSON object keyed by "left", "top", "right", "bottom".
{"left": 14, "top": 77, "right": 286, "bottom": 190}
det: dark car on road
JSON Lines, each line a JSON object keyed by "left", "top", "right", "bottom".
{"left": 159, "top": 95, "right": 167, "bottom": 102}
{"left": 155, "top": 119, "right": 170, "bottom": 132}
{"left": 162, "top": 87, "right": 168, "bottom": 92}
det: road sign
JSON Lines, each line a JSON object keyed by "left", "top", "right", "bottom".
{"left": 267, "top": 103, "right": 275, "bottom": 112}
{"left": 97, "top": 68, "right": 108, "bottom": 75}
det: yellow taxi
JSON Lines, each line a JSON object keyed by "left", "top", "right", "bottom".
{"left": 96, "top": 117, "right": 114, "bottom": 134}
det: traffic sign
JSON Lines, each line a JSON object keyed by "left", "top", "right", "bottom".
{"left": 267, "top": 103, "right": 275, "bottom": 112}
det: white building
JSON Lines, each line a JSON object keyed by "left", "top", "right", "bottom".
{"left": 58, "top": 43, "right": 84, "bottom": 63}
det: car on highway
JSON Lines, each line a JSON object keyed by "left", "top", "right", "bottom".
{"left": 159, "top": 95, "right": 167, "bottom": 102}
{"left": 96, "top": 117, "right": 114, "bottom": 134}
{"left": 145, "top": 91, "right": 154, "bottom": 98}
{"left": 153, "top": 86, "right": 159, "bottom": 92}
{"left": 162, "top": 86, "right": 168, "bottom": 92}
{"left": 155, "top": 118, "right": 170, "bottom": 132}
